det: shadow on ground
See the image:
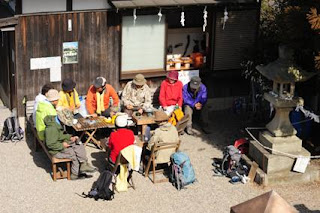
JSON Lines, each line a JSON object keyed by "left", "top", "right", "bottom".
{"left": 191, "top": 109, "right": 264, "bottom": 152}
{"left": 91, "top": 151, "right": 108, "bottom": 173}
{"left": 25, "top": 123, "right": 52, "bottom": 178}
{"left": 294, "top": 204, "right": 320, "bottom": 213}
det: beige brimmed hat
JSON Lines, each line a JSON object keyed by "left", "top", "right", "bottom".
{"left": 46, "top": 89, "right": 60, "bottom": 102}
{"left": 154, "top": 110, "right": 169, "bottom": 122}
{"left": 133, "top": 74, "right": 146, "bottom": 86}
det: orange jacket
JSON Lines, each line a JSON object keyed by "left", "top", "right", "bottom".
{"left": 86, "top": 84, "right": 120, "bottom": 115}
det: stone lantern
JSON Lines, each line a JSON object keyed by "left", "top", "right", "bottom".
{"left": 256, "top": 45, "right": 315, "bottom": 137}
{"left": 248, "top": 46, "right": 317, "bottom": 184}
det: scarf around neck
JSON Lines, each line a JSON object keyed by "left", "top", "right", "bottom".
{"left": 96, "top": 89, "right": 105, "bottom": 114}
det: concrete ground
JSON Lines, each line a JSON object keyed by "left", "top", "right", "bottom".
{"left": 0, "top": 102, "right": 319, "bottom": 213}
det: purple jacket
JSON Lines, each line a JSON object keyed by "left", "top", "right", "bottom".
{"left": 183, "top": 83, "right": 208, "bottom": 108}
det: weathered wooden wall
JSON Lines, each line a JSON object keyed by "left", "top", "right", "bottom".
{"left": 15, "top": 11, "right": 120, "bottom": 116}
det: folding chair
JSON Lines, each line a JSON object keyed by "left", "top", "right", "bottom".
{"left": 144, "top": 140, "right": 181, "bottom": 184}
{"left": 176, "top": 114, "right": 190, "bottom": 135}
{"left": 109, "top": 151, "right": 135, "bottom": 190}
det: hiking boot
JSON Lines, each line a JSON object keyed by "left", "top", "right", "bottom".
{"left": 186, "top": 126, "right": 194, "bottom": 135}
{"left": 70, "top": 173, "right": 86, "bottom": 180}
{"left": 80, "top": 162, "right": 97, "bottom": 173}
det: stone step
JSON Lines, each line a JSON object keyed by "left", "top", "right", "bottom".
{"left": 242, "top": 154, "right": 320, "bottom": 186}
{"left": 259, "top": 131, "right": 302, "bottom": 154}
{"left": 249, "top": 140, "right": 310, "bottom": 174}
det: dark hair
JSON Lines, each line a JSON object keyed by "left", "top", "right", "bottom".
{"left": 41, "top": 83, "right": 54, "bottom": 95}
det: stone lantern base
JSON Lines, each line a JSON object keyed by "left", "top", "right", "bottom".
{"left": 246, "top": 93, "right": 320, "bottom": 185}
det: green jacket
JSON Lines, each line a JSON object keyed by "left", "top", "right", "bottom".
{"left": 44, "top": 115, "right": 71, "bottom": 155}
{"left": 36, "top": 101, "right": 57, "bottom": 141}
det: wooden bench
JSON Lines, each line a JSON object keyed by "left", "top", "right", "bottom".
{"left": 26, "top": 100, "right": 72, "bottom": 181}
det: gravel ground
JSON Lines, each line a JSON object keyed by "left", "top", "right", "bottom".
{"left": 0, "top": 105, "right": 319, "bottom": 213}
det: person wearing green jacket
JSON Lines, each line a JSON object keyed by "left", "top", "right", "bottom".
{"left": 35, "top": 89, "right": 58, "bottom": 141}
{"left": 44, "top": 115, "right": 96, "bottom": 180}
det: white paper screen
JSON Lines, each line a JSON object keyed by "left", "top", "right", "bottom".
{"left": 121, "top": 15, "right": 165, "bottom": 72}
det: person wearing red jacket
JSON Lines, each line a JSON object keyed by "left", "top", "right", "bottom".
{"left": 86, "top": 77, "right": 119, "bottom": 117}
{"left": 159, "top": 70, "right": 183, "bottom": 115}
{"left": 107, "top": 114, "right": 135, "bottom": 166}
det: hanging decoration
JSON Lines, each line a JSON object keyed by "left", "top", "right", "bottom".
{"left": 203, "top": 6, "right": 208, "bottom": 32}
{"left": 223, "top": 7, "right": 228, "bottom": 30}
{"left": 133, "top": 9, "right": 137, "bottom": 25}
{"left": 180, "top": 10, "right": 185, "bottom": 27}
{"left": 158, "top": 8, "right": 162, "bottom": 22}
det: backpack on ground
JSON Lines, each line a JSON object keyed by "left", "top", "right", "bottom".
{"left": 1, "top": 115, "right": 24, "bottom": 142}
{"left": 170, "top": 151, "right": 196, "bottom": 190}
{"left": 82, "top": 170, "right": 115, "bottom": 201}
{"left": 221, "top": 145, "right": 248, "bottom": 178}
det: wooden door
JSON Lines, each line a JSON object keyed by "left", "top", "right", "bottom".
{"left": 7, "top": 31, "right": 16, "bottom": 110}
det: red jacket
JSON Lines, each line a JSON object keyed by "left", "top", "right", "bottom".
{"left": 108, "top": 128, "right": 135, "bottom": 163}
{"left": 159, "top": 79, "right": 183, "bottom": 107}
{"left": 86, "top": 84, "right": 119, "bottom": 115}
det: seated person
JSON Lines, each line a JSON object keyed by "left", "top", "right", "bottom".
{"left": 183, "top": 76, "right": 209, "bottom": 135}
{"left": 122, "top": 74, "right": 152, "bottom": 116}
{"left": 146, "top": 111, "right": 179, "bottom": 162}
{"left": 33, "top": 83, "right": 54, "bottom": 127}
{"left": 159, "top": 70, "right": 183, "bottom": 115}
{"left": 57, "top": 78, "right": 81, "bottom": 113}
{"left": 86, "top": 77, "right": 119, "bottom": 118}
{"left": 44, "top": 113, "right": 96, "bottom": 180}
{"left": 107, "top": 114, "right": 135, "bottom": 166}
{"left": 36, "top": 89, "right": 59, "bottom": 141}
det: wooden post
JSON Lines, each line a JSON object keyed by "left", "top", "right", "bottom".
{"left": 52, "top": 164, "right": 57, "bottom": 181}
{"left": 67, "top": 162, "right": 71, "bottom": 180}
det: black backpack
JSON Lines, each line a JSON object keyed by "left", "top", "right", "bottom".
{"left": 82, "top": 170, "right": 115, "bottom": 201}
{"left": 1, "top": 115, "right": 24, "bottom": 142}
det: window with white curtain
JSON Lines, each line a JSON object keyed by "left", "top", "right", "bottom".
{"left": 121, "top": 15, "right": 166, "bottom": 72}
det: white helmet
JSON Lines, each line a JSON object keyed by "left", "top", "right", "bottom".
{"left": 115, "top": 114, "right": 128, "bottom": 128}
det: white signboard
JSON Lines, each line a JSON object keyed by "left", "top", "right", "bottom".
{"left": 178, "top": 70, "right": 199, "bottom": 85}
{"left": 30, "top": 56, "right": 62, "bottom": 82}
{"left": 293, "top": 156, "right": 310, "bottom": 173}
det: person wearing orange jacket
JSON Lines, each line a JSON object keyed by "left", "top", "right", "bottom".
{"left": 86, "top": 77, "right": 119, "bottom": 117}
{"left": 159, "top": 70, "right": 183, "bottom": 115}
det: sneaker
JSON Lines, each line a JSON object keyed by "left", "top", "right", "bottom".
{"left": 186, "top": 126, "right": 194, "bottom": 135}
{"left": 80, "top": 162, "right": 97, "bottom": 173}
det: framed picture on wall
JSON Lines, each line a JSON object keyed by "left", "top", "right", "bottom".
{"left": 63, "top": 42, "right": 78, "bottom": 64}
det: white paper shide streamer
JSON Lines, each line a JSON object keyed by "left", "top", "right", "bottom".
{"left": 158, "top": 8, "right": 162, "bottom": 22}
{"left": 203, "top": 6, "right": 208, "bottom": 32}
{"left": 133, "top": 9, "right": 137, "bottom": 25}
{"left": 223, "top": 7, "right": 228, "bottom": 30}
{"left": 180, "top": 11, "right": 185, "bottom": 27}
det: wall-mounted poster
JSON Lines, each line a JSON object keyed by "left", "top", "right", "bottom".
{"left": 63, "top": 42, "right": 78, "bottom": 64}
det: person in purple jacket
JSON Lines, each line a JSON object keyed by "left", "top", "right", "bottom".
{"left": 183, "top": 76, "right": 209, "bottom": 135}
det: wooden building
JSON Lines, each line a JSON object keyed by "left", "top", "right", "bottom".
{"left": 0, "top": 0, "right": 261, "bottom": 116}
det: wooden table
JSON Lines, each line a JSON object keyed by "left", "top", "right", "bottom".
{"left": 132, "top": 113, "right": 156, "bottom": 142}
{"left": 72, "top": 116, "right": 115, "bottom": 149}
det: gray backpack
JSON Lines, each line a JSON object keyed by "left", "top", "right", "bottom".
{"left": 1, "top": 114, "right": 24, "bottom": 142}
